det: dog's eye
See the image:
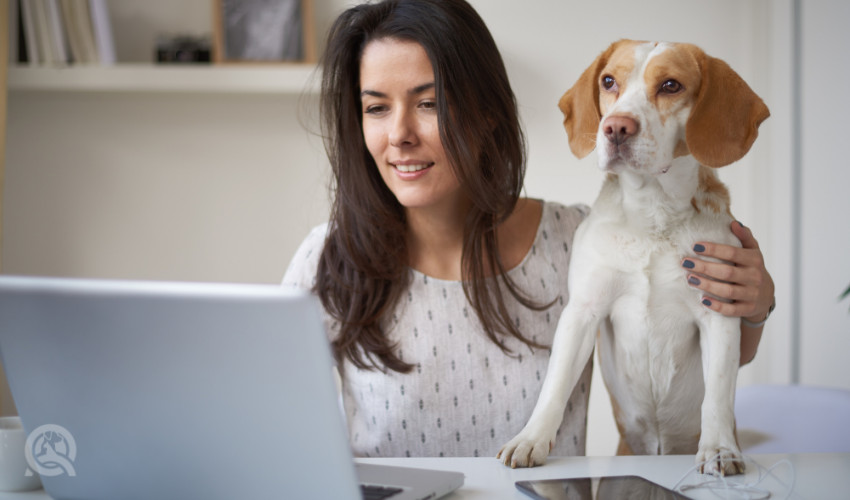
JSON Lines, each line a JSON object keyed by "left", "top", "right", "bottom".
{"left": 601, "top": 76, "right": 617, "bottom": 91}
{"left": 660, "top": 79, "right": 683, "bottom": 94}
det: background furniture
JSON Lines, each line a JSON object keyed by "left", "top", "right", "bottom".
{"left": 736, "top": 384, "right": 850, "bottom": 454}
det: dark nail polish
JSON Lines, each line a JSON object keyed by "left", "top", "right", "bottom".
{"left": 693, "top": 244, "right": 706, "bottom": 253}
{"left": 682, "top": 260, "right": 695, "bottom": 269}
{"left": 702, "top": 299, "right": 712, "bottom": 307}
{"left": 688, "top": 276, "right": 701, "bottom": 286}
{"left": 735, "top": 220, "right": 746, "bottom": 229}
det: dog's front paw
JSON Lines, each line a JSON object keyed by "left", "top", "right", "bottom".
{"left": 496, "top": 430, "right": 554, "bottom": 468}
{"left": 696, "top": 444, "right": 745, "bottom": 476}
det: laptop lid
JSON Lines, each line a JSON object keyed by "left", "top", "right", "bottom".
{"left": 0, "top": 276, "right": 369, "bottom": 499}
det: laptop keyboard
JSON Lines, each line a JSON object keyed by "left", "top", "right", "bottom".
{"left": 361, "top": 484, "right": 404, "bottom": 499}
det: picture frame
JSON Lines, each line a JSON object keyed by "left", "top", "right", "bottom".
{"left": 212, "top": 0, "right": 316, "bottom": 64}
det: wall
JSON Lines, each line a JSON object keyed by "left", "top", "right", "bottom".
{"left": 4, "top": 0, "right": 847, "bottom": 454}
{"left": 0, "top": 0, "right": 9, "bottom": 417}
{"left": 5, "top": 91, "right": 328, "bottom": 283}
{"left": 797, "top": 0, "right": 850, "bottom": 387}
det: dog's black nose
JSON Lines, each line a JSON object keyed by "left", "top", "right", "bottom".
{"left": 603, "top": 115, "right": 639, "bottom": 145}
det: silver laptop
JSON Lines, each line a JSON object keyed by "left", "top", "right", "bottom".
{"left": 0, "top": 276, "right": 463, "bottom": 500}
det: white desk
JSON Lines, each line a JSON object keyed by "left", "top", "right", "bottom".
{"left": 2, "top": 453, "right": 847, "bottom": 499}
{"left": 359, "top": 453, "right": 849, "bottom": 499}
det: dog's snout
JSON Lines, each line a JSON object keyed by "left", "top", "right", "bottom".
{"left": 603, "top": 115, "right": 639, "bottom": 145}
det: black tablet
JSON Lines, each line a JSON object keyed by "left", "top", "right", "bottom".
{"left": 516, "top": 475, "right": 690, "bottom": 499}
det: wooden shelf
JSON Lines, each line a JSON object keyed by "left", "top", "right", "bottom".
{"left": 7, "top": 64, "right": 320, "bottom": 94}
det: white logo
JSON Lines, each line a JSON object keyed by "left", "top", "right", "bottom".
{"left": 25, "top": 424, "right": 77, "bottom": 477}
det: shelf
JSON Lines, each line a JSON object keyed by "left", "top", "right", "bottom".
{"left": 7, "top": 64, "right": 320, "bottom": 94}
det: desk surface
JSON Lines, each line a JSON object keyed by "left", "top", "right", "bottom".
{"left": 358, "top": 453, "right": 848, "bottom": 499}
{"left": 2, "top": 453, "right": 846, "bottom": 499}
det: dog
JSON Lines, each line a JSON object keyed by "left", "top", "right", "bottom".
{"left": 497, "top": 40, "right": 769, "bottom": 475}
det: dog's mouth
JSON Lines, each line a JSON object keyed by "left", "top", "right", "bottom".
{"left": 600, "top": 143, "right": 673, "bottom": 176}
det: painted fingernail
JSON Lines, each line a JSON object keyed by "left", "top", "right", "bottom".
{"left": 688, "top": 276, "right": 701, "bottom": 286}
{"left": 735, "top": 220, "right": 746, "bottom": 229}
{"left": 682, "top": 260, "right": 695, "bottom": 269}
{"left": 693, "top": 244, "right": 706, "bottom": 253}
{"left": 702, "top": 298, "right": 712, "bottom": 307}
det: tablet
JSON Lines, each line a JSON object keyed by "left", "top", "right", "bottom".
{"left": 516, "top": 475, "right": 689, "bottom": 499}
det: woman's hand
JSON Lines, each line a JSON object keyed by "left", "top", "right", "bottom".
{"left": 682, "top": 221, "right": 775, "bottom": 365}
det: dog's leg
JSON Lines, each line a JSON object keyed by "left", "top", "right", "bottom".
{"left": 696, "top": 314, "right": 744, "bottom": 476}
{"left": 497, "top": 300, "right": 601, "bottom": 468}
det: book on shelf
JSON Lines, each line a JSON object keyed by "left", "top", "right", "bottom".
{"left": 59, "top": 0, "right": 98, "bottom": 64}
{"left": 9, "top": 0, "right": 19, "bottom": 63}
{"left": 19, "top": 1, "right": 36, "bottom": 64}
{"left": 28, "top": 0, "right": 54, "bottom": 64}
{"left": 88, "top": 0, "right": 115, "bottom": 64}
{"left": 15, "top": 0, "right": 116, "bottom": 66}
{"left": 44, "top": 0, "right": 70, "bottom": 64}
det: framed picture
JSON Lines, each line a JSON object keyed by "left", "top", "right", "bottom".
{"left": 212, "top": 0, "right": 316, "bottom": 63}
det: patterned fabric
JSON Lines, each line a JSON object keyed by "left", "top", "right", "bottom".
{"left": 282, "top": 200, "right": 592, "bottom": 457}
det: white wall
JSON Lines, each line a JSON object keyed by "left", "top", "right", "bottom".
{"left": 4, "top": 0, "right": 848, "bottom": 454}
{"left": 798, "top": 0, "right": 850, "bottom": 387}
{"left": 5, "top": 91, "right": 328, "bottom": 283}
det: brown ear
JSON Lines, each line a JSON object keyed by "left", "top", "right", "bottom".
{"left": 559, "top": 41, "right": 625, "bottom": 159}
{"left": 685, "top": 47, "right": 770, "bottom": 167}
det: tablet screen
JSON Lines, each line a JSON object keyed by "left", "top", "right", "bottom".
{"left": 516, "top": 475, "right": 689, "bottom": 499}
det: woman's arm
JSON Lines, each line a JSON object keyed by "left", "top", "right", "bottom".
{"left": 681, "top": 221, "right": 775, "bottom": 366}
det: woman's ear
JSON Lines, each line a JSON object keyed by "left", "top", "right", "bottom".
{"left": 684, "top": 46, "right": 770, "bottom": 167}
{"left": 558, "top": 40, "right": 624, "bottom": 159}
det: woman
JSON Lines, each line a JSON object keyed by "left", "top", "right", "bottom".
{"left": 283, "top": 0, "right": 774, "bottom": 458}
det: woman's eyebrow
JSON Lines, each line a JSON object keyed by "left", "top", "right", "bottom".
{"left": 360, "top": 82, "right": 436, "bottom": 98}
{"left": 410, "top": 82, "right": 435, "bottom": 95}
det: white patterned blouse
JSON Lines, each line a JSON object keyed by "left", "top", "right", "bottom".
{"left": 282, "top": 200, "right": 592, "bottom": 458}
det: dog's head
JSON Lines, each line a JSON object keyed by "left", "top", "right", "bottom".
{"left": 559, "top": 40, "right": 769, "bottom": 175}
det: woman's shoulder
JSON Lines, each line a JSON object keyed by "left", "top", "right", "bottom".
{"left": 281, "top": 222, "right": 330, "bottom": 289}
{"left": 539, "top": 200, "right": 590, "bottom": 235}
{"left": 516, "top": 200, "right": 590, "bottom": 290}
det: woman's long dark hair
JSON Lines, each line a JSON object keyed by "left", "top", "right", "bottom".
{"left": 316, "top": 0, "right": 547, "bottom": 373}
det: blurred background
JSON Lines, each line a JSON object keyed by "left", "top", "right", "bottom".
{"left": 3, "top": 0, "right": 849, "bottom": 455}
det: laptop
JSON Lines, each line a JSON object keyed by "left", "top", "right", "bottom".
{"left": 0, "top": 275, "right": 464, "bottom": 500}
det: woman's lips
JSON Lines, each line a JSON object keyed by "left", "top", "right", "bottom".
{"left": 391, "top": 161, "right": 434, "bottom": 179}
{"left": 394, "top": 163, "right": 432, "bottom": 173}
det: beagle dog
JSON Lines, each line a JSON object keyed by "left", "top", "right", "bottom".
{"left": 498, "top": 40, "right": 769, "bottom": 475}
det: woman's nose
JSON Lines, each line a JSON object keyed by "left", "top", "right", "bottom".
{"left": 389, "top": 110, "right": 417, "bottom": 147}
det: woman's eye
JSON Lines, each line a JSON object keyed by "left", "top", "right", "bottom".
{"left": 601, "top": 76, "right": 617, "bottom": 91}
{"left": 660, "top": 79, "right": 683, "bottom": 94}
{"left": 419, "top": 100, "right": 437, "bottom": 110}
{"left": 364, "top": 104, "right": 387, "bottom": 115}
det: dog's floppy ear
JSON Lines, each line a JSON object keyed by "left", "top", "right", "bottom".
{"left": 685, "top": 46, "right": 770, "bottom": 167}
{"left": 559, "top": 41, "right": 624, "bottom": 159}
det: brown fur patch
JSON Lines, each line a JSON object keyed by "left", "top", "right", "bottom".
{"left": 674, "top": 139, "right": 690, "bottom": 158}
{"left": 680, "top": 44, "right": 770, "bottom": 167}
{"left": 696, "top": 165, "right": 732, "bottom": 215}
{"left": 598, "top": 41, "right": 644, "bottom": 115}
{"left": 559, "top": 40, "right": 645, "bottom": 158}
{"left": 643, "top": 45, "right": 702, "bottom": 125}
{"left": 617, "top": 438, "right": 635, "bottom": 456}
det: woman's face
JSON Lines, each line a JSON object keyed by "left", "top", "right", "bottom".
{"left": 359, "top": 38, "right": 464, "bottom": 213}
